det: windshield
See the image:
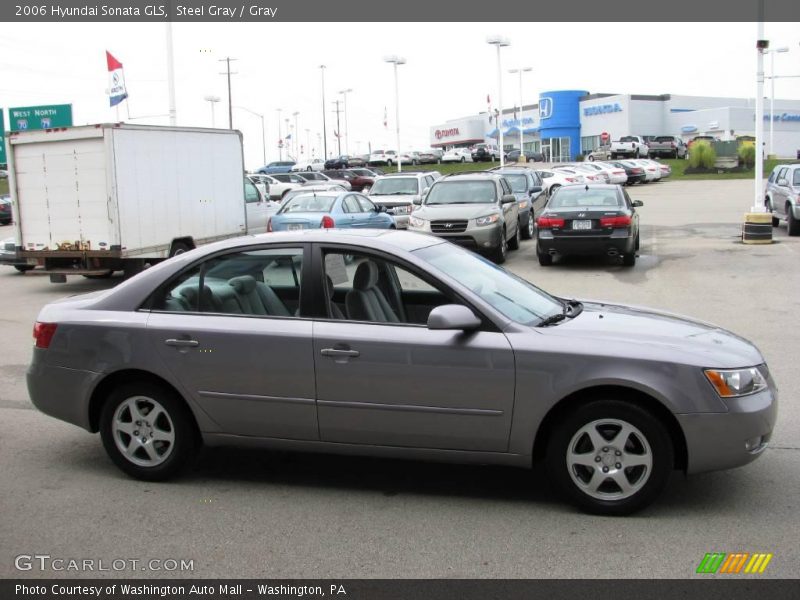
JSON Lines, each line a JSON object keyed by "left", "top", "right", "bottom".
{"left": 415, "top": 243, "right": 563, "bottom": 326}
{"left": 654, "top": 136, "right": 674, "bottom": 142}
{"left": 279, "top": 195, "right": 336, "bottom": 213}
{"left": 370, "top": 178, "right": 419, "bottom": 195}
{"left": 502, "top": 174, "right": 528, "bottom": 193}
{"left": 549, "top": 188, "right": 622, "bottom": 209}
{"left": 300, "top": 173, "right": 326, "bottom": 181}
{"left": 425, "top": 181, "right": 496, "bottom": 205}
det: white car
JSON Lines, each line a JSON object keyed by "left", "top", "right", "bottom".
{"left": 631, "top": 159, "right": 661, "bottom": 182}
{"left": 640, "top": 159, "right": 670, "bottom": 180}
{"left": 536, "top": 169, "right": 586, "bottom": 196}
{"left": 441, "top": 148, "right": 473, "bottom": 163}
{"left": 295, "top": 171, "right": 352, "bottom": 190}
{"left": 290, "top": 158, "right": 326, "bottom": 172}
{"left": 568, "top": 164, "right": 612, "bottom": 184}
{"left": 258, "top": 174, "right": 303, "bottom": 200}
{"left": 279, "top": 183, "right": 348, "bottom": 205}
{"left": 554, "top": 166, "right": 601, "bottom": 183}
{"left": 578, "top": 162, "right": 628, "bottom": 185}
{"left": 369, "top": 150, "right": 398, "bottom": 166}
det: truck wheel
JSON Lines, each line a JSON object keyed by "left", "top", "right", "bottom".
{"left": 14, "top": 265, "right": 34, "bottom": 273}
{"left": 788, "top": 206, "right": 800, "bottom": 236}
{"left": 83, "top": 270, "right": 114, "bottom": 279}
{"left": 545, "top": 399, "right": 673, "bottom": 515}
{"left": 100, "top": 381, "right": 199, "bottom": 481}
{"left": 169, "top": 242, "right": 192, "bottom": 257}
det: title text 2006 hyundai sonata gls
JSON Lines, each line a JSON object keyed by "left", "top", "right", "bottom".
{"left": 28, "top": 230, "right": 777, "bottom": 515}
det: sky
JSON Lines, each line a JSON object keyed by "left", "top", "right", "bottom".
{"left": 1, "top": 21, "right": 799, "bottom": 169}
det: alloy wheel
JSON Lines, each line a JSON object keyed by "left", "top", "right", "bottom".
{"left": 112, "top": 396, "right": 176, "bottom": 467}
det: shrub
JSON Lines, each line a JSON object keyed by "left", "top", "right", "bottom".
{"left": 688, "top": 141, "right": 716, "bottom": 169}
{"left": 738, "top": 143, "right": 755, "bottom": 169}
{"left": 575, "top": 153, "right": 585, "bottom": 162}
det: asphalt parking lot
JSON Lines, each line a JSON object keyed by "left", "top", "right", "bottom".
{"left": 1, "top": 178, "right": 798, "bottom": 579}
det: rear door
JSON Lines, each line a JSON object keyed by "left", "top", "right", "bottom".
{"left": 774, "top": 168, "right": 789, "bottom": 216}
{"left": 244, "top": 177, "right": 278, "bottom": 233}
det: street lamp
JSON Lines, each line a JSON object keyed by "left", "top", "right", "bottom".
{"left": 766, "top": 46, "right": 789, "bottom": 157}
{"left": 234, "top": 106, "right": 267, "bottom": 168}
{"left": 508, "top": 67, "right": 532, "bottom": 162}
{"left": 293, "top": 111, "right": 300, "bottom": 159}
{"left": 320, "top": 65, "right": 328, "bottom": 159}
{"left": 276, "top": 108, "right": 283, "bottom": 160}
{"left": 383, "top": 56, "right": 406, "bottom": 171}
{"left": 487, "top": 35, "right": 511, "bottom": 168}
{"left": 339, "top": 88, "right": 353, "bottom": 155}
{"left": 204, "top": 95, "right": 221, "bottom": 128}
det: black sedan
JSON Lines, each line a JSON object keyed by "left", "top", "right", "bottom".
{"left": 536, "top": 184, "right": 642, "bottom": 267}
{"left": 608, "top": 161, "right": 646, "bottom": 185}
{"left": 0, "top": 195, "right": 12, "bottom": 225}
{"left": 506, "top": 149, "right": 545, "bottom": 163}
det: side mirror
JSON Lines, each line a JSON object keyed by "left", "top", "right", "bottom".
{"left": 412, "top": 196, "right": 422, "bottom": 205}
{"left": 427, "top": 305, "right": 481, "bottom": 331}
{"left": 422, "top": 186, "right": 430, "bottom": 196}
{"left": 530, "top": 185, "right": 543, "bottom": 194}
{"left": 375, "top": 204, "right": 386, "bottom": 213}
{"left": 501, "top": 194, "right": 516, "bottom": 204}
{"left": 633, "top": 200, "right": 644, "bottom": 207}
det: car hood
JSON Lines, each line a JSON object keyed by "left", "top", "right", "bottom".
{"left": 370, "top": 193, "right": 418, "bottom": 203}
{"left": 415, "top": 203, "right": 498, "bottom": 220}
{"left": 545, "top": 300, "right": 764, "bottom": 368}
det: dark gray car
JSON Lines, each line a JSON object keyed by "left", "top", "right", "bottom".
{"left": 28, "top": 230, "right": 777, "bottom": 515}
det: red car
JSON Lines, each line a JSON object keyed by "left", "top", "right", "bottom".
{"left": 322, "top": 169, "right": 374, "bottom": 192}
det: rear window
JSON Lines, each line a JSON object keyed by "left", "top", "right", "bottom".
{"left": 654, "top": 136, "right": 674, "bottom": 142}
{"left": 279, "top": 195, "right": 337, "bottom": 213}
{"left": 549, "top": 188, "right": 622, "bottom": 209}
{"left": 426, "top": 181, "right": 496, "bottom": 205}
{"left": 619, "top": 136, "right": 637, "bottom": 142}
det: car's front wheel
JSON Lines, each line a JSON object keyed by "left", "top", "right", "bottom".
{"left": 100, "top": 382, "right": 199, "bottom": 481}
{"left": 522, "top": 214, "right": 535, "bottom": 240}
{"left": 491, "top": 231, "right": 508, "bottom": 264}
{"left": 545, "top": 399, "right": 673, "bottom": 515}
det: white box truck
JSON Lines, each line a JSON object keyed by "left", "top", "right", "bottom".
{"left": 6, "top": 123, "right": 277, "bottom": 281}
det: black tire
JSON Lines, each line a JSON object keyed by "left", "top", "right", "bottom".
{"left": 492, "top": 231, "right": 508, "bottom": 264}
{"left": 307, "top": 166, "right": 312, "bottom": 172}
{"left": 522, "top": 213, "right": 535, "bottom": 240}
{"left": 99, "top": 381, "right": 199, "bottom": 481}
{"left": 508, "top": 223, "right": 521, "bottom": 251}
{"left": 635, "top": 233, "right": 640, "bottom": 251}
{"left": 1, "top": 219, "right": 11, "bottom": 226}
{"left": 673, "top": 151, "right": 679, "bottom": 159}
{"left": 82, "top": 270, "right": 114, "bottom": 279}
{"left": 788, "top": 205, "right": 800, "bottom": 236}
{"left": 460, "top": 157, "right": 466, "bottom": 163}
{"left": 14, "top": 264, "right": 34, "bottom": 272}
{"left": 766, "top": 200, "right": 779, "bottom": 227}
{"left": 610, "top": 153, "right": 617, "bottom": 160}
{"left": 587, "top": 155, "right": 595, "bottom": 161}
{"left": 545, "top": 399, "right": 673, "bottom": 515}
{"left": 387, "top": 159, "right": 393, "bottom": 167}
{"left": 622, "top": 252, "right": 636, "bottom": 267}
{"left": 169, "top": 242, "right": 192, "bottom": 257}
{"left": 536, "top": 244, "right": 553, "bottom": 266}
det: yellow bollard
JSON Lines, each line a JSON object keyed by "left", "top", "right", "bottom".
{"left": 742, "top": 212, "right": 773, "bottom": 244}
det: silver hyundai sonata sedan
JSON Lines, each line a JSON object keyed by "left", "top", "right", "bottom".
{"left": 27, "top": 230, "right": 777, "bottom": 515}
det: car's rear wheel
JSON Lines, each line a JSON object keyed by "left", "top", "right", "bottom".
{"left": 545, "top": 399, "right": 673, "bottom": 515}
{"left": 536, "top": 244, "right": 552, "bottom": 266}
{"left": 622, "top": 251, "right": 636, "bottom": 267}
{"left": 100, "top": 382, "right": 199, "bottom": 481}
{"left": 492, "top": 231, "right": 508, "bottom": 264}
{"left": 306, "top": 166, "right": 312, "bottom": 171}
{"left": 508, "top": 223, "right": 521, "bottom": 250}
{"left": 635, "top": 233, "right": 640, "bottom": 251}
{"left": 788, "top": 206, "right": 800, "bottom": 236}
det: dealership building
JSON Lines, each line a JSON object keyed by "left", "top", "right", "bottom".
{"left": 430, "top": 90, "right": 800, "bottom": 160}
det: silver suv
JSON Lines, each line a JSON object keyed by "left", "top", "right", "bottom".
{"left": 407, "top": 172, "right": 520, "bottom": 263}
{"left": 765, "top": 163, "right": 800, "bottom": 235}
{"left": 367, "top": 172, "right": 439, "bottom": 228}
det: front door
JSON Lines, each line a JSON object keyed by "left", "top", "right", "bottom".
{"left": 312, "top": 248, "right": 516, "bottom": 452}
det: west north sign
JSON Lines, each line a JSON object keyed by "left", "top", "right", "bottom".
{"left": 584, "top": 103, "right": 623, "bottom": 116}
{"left": 9, "top": 104, "right": 73, "bottom": 131}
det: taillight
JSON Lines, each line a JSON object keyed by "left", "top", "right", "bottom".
{"left": 565, "top": 177, "right": 578, "bottom": 183}
{"left": 537, "top": 216, "right": 565, "bottom": 228}
{"left": 600, "top": 215, "right": 632, "bottom": 228}
{"left": 613, "top": 170, "right": 625, "bottom": 175}
{"left": 33, "top": 322, "right": 57, "bottom": 349}
{"left": 321, "top": 215, "right": 335, "bottom": 229}
{"left": 267, "top": 218, "right": 273, "bottom": 232}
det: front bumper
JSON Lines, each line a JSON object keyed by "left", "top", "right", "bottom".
{"left": 537, "top": 230, "right": 635, "bottom": 256}
{"left": 27, "top": 357, "right": 101, "bottom": 432}
{"left": 391, "top": 214, "right": 410, "bottom": 229}
{"left": 410, "top": 225, "right": 503, "bottom": 252}
{"left": 678, "top": 386, "right": 777, "bottom": 474}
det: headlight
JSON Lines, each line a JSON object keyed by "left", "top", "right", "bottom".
{"left": 519, "top": 200, "right": 529, "bottom": 209}
{"left": 408, "top": 216, "right": 427, "bottom": 228}
{"left": 392, "top": 205, "right": 411, "bottom": 215}
{"left": 475, "top": 214, "right": 500, "bottom": 226}
{"left": 704, "top": 367, "right": 768, "bottom": 398}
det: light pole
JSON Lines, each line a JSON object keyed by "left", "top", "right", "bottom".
{"left": 235, "top": 106, "right": 266, "bottom": 167}
{"left": 293, "top": 111, "right": 300, "bottom": 159}
{"left": 339, "top": 88, "right": 353, "bottom": 155}
{"left": 204, "top": 95, "right": 221, "bottom": 128}
{"left": 285, "top": 118, "right": 291, "bottom": 159}
{"left": 508, "top": 67, "right": 532, "bottom": 162}
{"left": 754, "top": 22, "right": 766, "bottom": 210}
{"left": 487, "top": 36, "right": 511, "bottom": 167}
{"left": 766, "top": 46, "right": 789, "bottom": 158}
{"left": 276, "top": 108, "right": 283, "bottom": 160}
{"left": 320, "top": 65, "right": 328, "bottom": 159}
{"left": 305, "top": 128, "right": 311, "bottom": 157}
{"left": 383, "top": 56, "right": 406, "bottom": 172}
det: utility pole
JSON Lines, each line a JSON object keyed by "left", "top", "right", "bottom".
{"left": 166, "top": 23, "right": 177, "bottom": 125}
{"left": 320, "top": 65, "right": 328, "bottom": 159}
{"left": 332, "top": 100, "right": 342, "bottom": 156}
{"left": 218, "top": 57, "right": 237, "bottom": 129}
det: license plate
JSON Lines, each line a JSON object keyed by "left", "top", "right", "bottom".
{"left": 287, "top": 224, "right": 305, "bottom": 231}
{"left": 572, "top": 220, "right": 592, "bottom": 230}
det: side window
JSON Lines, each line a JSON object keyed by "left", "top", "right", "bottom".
{"left": 244, "top": 179, "right": 261, "bottom": 203}
{"left": 622, "top": 190, "right": 633, "bottom": 208}
{"left": 768, "top": 170, "right": 776, "bottom": 183}
{"left": 499, "top": 179, "right": 512, "bottom": 196}
{"left": 342, "top": 195, "right": 363, "bottom": 213}
{"left": 793, "top": 169, "right": 800, "bottom": 186}
{"left": 355, "top": 195, "right": 376, "bottom": 212}
{"left": 151, "top": 248, "right": 303, "bottom": 318}
{"left": 322, "top": 251, "right": 451, "bottom": 325}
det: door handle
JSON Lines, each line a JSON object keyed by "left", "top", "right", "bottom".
{"left": 320, "top": 348, "right": 360, "bottom": 358}
{"left": 165, "top": 338, "right": 199, "bottom": 348}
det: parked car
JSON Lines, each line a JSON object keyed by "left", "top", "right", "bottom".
{"left": 291, "top": 158, "right": 325, "bottom": 172}
{"left": 1, "top": 236, "right": 35, "bottom": 272}
{"left": 295, "top": 171, "right": 352, "bottom": 191}
{"left": 608, "top": 161, "right": 647, "bottom": 185}
{"left": 506, "top": 149, "right": 545, "bottom": 163}
{"left": 536, "top": 169, "right": 586, "bottom": 196}
{"left": 765, "top": 163, "right": 800, "bottom": 235}
{"left": 349, "top": 167, "right": 383, "bottom": 179}
{"left": 578, "top": 162, "right": 628, "bottom": 185}
{"left": 585, "top": 146, "right": 612, "bottom": 161}
{"left": 257, "top": 161, "right": 296, "bottom": 174}
{"left": 536, "top": 184, "right": 642, "bottom": 267}
{"left": 325, "top": 155, "right": 355, "bottom": 169}
{"left": 280, "top": 184, "right": 348, "bottom": 205}
{"left": 688, "top": 135, "right": 719, "bottom": 150}
{"left": 0, "top": 195, "right": 12, "bottom": 225}
{"left": 471, "top": 143, "right": 502, "bottom": 162}
{"left": 489, "top": 167, "right": 546, "bottom": 240}
{"left": 610, "top": 136, "right": 649, "bottom": 159}
{"left": 322, "top": 169, "right": 374, "bottom": 192}
{"left": 554, "top": 166, "right": 602, "bottom": 184}
{"left": 442, "top": 148, "right": 473, "bottom": 163}
{"left": 367, "top": 172, "right": 438, "bottom": 228}
{"left": 408, "top": 172, "right": 520, "bottom": 263}
{"left": 648, "top": 136, "right": 687, "bottom": 159}
{"left": 253, "top": 174, "right": 303, "bottom": 200}
{"left": 418, "top": 150, "right": 441, "bottom": 164}
{"left": 631, "top": 159, "right": 662, "bottom": 182}
{"left": 369, "top": 150, "right": 398, "bottom": 166}
{"left": 267, "top": 191, "right": 394, "bottom": 232}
